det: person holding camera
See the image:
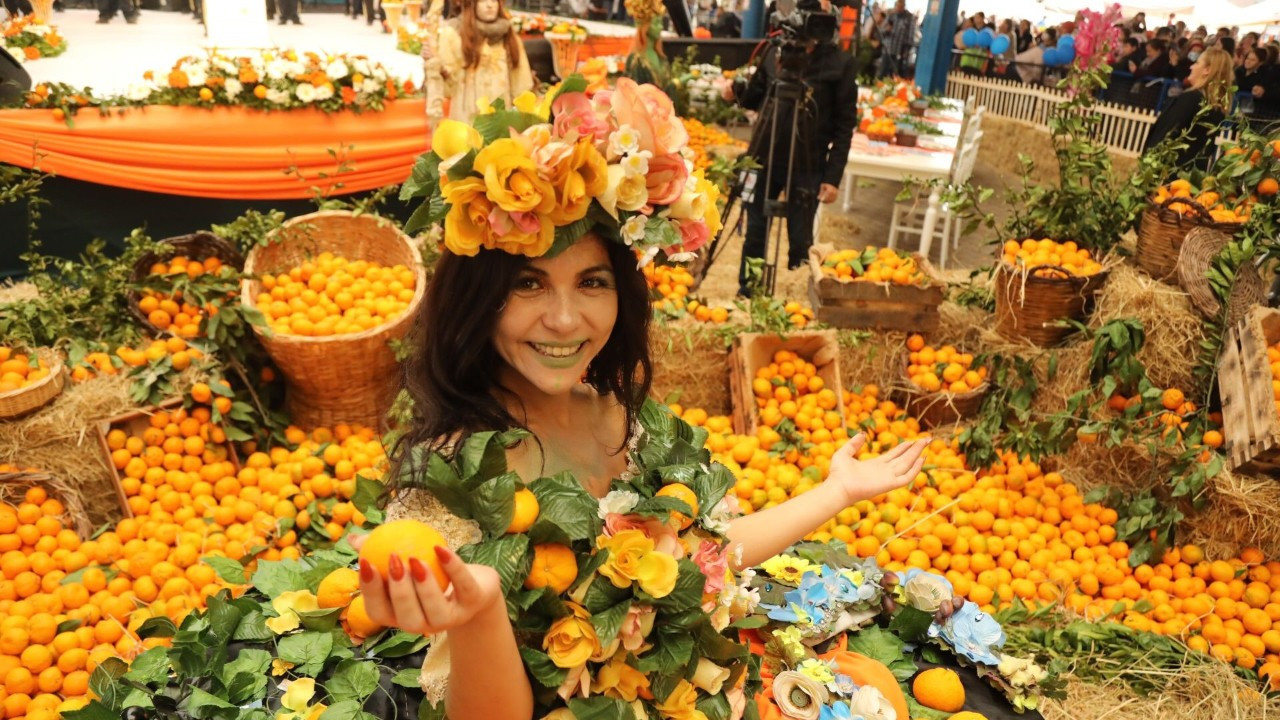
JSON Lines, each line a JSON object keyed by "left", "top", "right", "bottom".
{"left": 722, "top": 1, "right": 857, "bottom": 296}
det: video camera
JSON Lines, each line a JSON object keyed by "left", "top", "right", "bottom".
{"left": 769, "top": 0, "right": 855, "bottom": 47}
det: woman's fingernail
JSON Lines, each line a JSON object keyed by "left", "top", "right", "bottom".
{"left": 409, "top": 557, "right": 429, "bottom": 583}
{"left": 434, "top": 545, "right": 452, "bottom": 563}
{"left": 389, "top": 553, "right": 405, "bottom": 581}
{"left": 359, "top": 558, "right": 374, "bottom": 582}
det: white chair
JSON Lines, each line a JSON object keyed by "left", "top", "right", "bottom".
{"left": 886, "top": 130, "right": 983, "bottom": 269}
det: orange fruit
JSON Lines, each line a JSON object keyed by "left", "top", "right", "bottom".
{"left": 506, "top": 489, "right": 540, "bottom": 535}
{"left": 655, "top": 483, "right": 699, "bottom": 530}
{"left": 343, "top": 595, "right": 383, "bottom": 638}
{"left": 523, "top": 543, "right": 578, "bottom": 594}
{"left": 316, "top": 567, "right": 360, "bottom": 609}
{"left": 913, "top": 667, "right": 965, "bottom": 712}
{"left": 357, "top": 519, "right": 448, "bottom": 591}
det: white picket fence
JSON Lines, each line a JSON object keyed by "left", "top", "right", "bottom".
{"left": 943, "top": 72, "right": 1159, "bottom": 157}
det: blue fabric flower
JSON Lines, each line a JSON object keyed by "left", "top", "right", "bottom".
{"left": 762, "top": 568, "right": 831, "bottom": 626}
{"left": 818, "top": 701, "right": 861, "bottom": 720}
{"left": 901, "top": 567, "right": 954, "bottom": 594}
{"left": 827, "top": 672, "right": 858, "bottom": 696}
{"left": 928, "top": 600, "right": 1007, "bottom": 666}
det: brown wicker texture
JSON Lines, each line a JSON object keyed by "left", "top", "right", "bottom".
{"left": 895, "top": 360, "right": 990, "bottom": 428}
{"left": 1135, "top": 197, "right": 1242, "bottom": 281}
{"left": 0, "top": 348, "right": 65, "bottom": 420}
{"left": 128, "top": 232, "right": 246, "bottom": 335}
{"left": 1177, "top": 227, "right": 1268, "bottom": 328}
{"left": 994, "top": 262, "right": 1110, "bottom": 347}
{"left": 241, "top": 211, "right": 425, "bottom": 429}
{"left": 0, "top": 471, "right": 94, "bottom": 539}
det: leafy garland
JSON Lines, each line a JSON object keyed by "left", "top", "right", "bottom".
{"left": 395, "top": 399, "right": 761, "bottom": 718}
{"left": 2, "top": 16, "right": 66, "bottom": 60}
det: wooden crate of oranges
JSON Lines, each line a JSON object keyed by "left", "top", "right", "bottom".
{"left": 807, "top": 244, "right": 945, "bottom": 333}
{"left": 1218, "top": 306, "right": 1280, "bottom": 474}
{"left": 728, "top": 330, "right": 845, "bottom": 436}
{"left": 96, "top": 398, "right": 240, "bottom": 520}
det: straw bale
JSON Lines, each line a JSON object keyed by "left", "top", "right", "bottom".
{"left": 1183, "top": 469, "right": 1280, "bottom": 560}
{"left": 1044, "top": 666, "right": 1280, "bottom": 720}
{"left": 978, "top": 116, "right": 1139, "bottom": 187}
{"left": 0, "top": 281, "right": 39, "bottom": 305}
{"left": 649, "top": 320, "right": 733, "bottom": 416}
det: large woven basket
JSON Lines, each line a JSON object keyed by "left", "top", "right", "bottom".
{"left": 128, "top": 232, "right": 245, "bottom": 336}
{"left": 1136, "top": 197, "right": 1243, "bottom": 281}
{"left": 241, "top": 212, "right": 426, "bottom": 429}
{"left": 895, "top": 360, "right": 990, "bottom": 428}
{"left": 994, "top": 262, "right": 1110, "bottom": 347}
{"left": 1178, "top": 227, "right": 1268, "bottom": 327}
{"left": 0, "top": 471, "right": 93, "bottom": 539}
{"left": 0, "top": 348, "right": 65, "bottom": 420}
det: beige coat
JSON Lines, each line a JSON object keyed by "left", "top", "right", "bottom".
{"left": 435, "top": 24, "right": 534, "bottom": 122}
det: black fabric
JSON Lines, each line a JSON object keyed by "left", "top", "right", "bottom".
{"left": 739, "top": 168, "right": 820, "bottom": 293}
{"left": 96, "top": 0, "right": 137, "bottom": 20}
{"left": 0, "top": 47, "right": 31, "bottom": 106}
{"left": 276, "top": 0, "right": 299, "bottom": 22}
{"left": 1133, "top": 53, "right": 1173, "bottom": 79}
{"left": 1143, "top": 88, "right": 1225, "bottom": 172}
{"left": 912, "top": 655, "right": 1046, "bottom": 720}
{"left": 736, "top": 42, "right": 859, "bottom": 188}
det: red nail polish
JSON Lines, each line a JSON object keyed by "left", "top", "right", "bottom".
{"left": 434, "top": 545, "right": 452, "bottom": 563}
{"left": 388, "top": 554, "right": 405, "bottom": 581}
{"left": 359, "top": 558, "right": 374, "bottom": 582}
{"left": 409, "top": 557, "right": 429, "bottom": 583}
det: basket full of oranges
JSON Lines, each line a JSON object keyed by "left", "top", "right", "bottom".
{"left": 128, "top": 232, "right": 245, "bottom": 338}
{"left": 1137, "top": 179, "right": 1248, "bottom": 281}
{"left": 808, "top": 243, "right": 944, "bottom": 333}
{"left": 0, "top": 347, "right": 65, "bottom": 420}
{"left": 240, "top": 211, "right": 426, "bottom": 429}
{"left": 993, "top": 238, "right": 1109, "bottom": 347}
{"left": 897, "top": 335, "right": 989, "bottom": 428}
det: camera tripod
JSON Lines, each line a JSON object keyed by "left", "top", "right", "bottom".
{"left": 697, "top": 58, "right": 818, "bottom": 297}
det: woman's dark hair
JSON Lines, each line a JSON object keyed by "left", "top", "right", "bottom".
{"left": 387, "top": 233, "right": 653, "bottom": 491}
{"left": 1249, "top": 46, "right": 1269, "bottom": 66}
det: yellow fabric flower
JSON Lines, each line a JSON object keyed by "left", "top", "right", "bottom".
{"left": 514, "top": 90, "right": 554, "bottom": 119}
{"left": 474, "top": 138, "right": 556, "bottom": 215}
{"left": 432, "top": 119, "right": 483, "bottom": 163}
{"left": 546, "top": 138, "right": 609, "bottom": 225}
{"left": 593, "top": 652, "right": 651, "bottom": 702}
{"left": 442, "top": 176, "right": 495, "bottom": 256}
{"left": 543, "top": 601, "right": 601, "bottom": 669}
{"left": 696, "top": 172, "right": 722, "bottom": 238}
{"left": 276, "top": 678, "right": 328, "bottom": 720}
{"left": 271, "top": 659, "right": 295, "bottom": 676}
{"left": 265, "top": 590, "right": 319, "bottom": 635}
{"left": 598, "top": 530, "right": 655, "bottom": 589}
{"left": 654, "top": 679, "right": 709, "bottom": 720}
{"left": 635, "top": 550, "right": 678, "bottom": 599}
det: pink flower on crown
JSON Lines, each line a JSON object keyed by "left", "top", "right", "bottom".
{"left": 552, "top": 91, "right": 612, "bottom": 145}
{"left": 603, "top": 513, "right": 685, "bottom": 559}
{"left": 610, "top": 77, "right": 689, "bottom": 157}
{"left": 690, "top": 541, "right": 729, "bottom": 596}
{"left": 645, "top": 153, "right": 688, "bottom": 206}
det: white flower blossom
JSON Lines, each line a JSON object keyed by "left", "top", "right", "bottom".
{"left": 184, "top": 66, "right": 208, "bottom": 87}
{"left": 25, "top": 22, "right": 49, "bottom": 35}
{"left": 621, "top": 151, "right": 650, "bottom": 178}
{"left": 620, "top": 214, "right": 648, "bottom": 246}
{"left": 352, "top": 58, "right": 371, "bottom": 76}
{"left": 360, "top": 79, "right": 381, "bottom": 94}
{"left": 597, "top": 490, "right": 640, "bottom": 519}
{"left": 847, "top": 685, "right": 897, "bottom": 720}
{"left": 265, "top": 59, "right": 288, "bottom": 80}
{"left": 266, "top": 88, "right": 291, "bottom": 105}
{"left": 295, "top": 83, "right": 317, "bottom": 103}
{"left": 608, "top": 124, "right": 641, "bottom": 158}
{"left": 325, "top": 59, "right": 349, "bottom": 80}
{"left": 635, "top": 245, "right": 661, "bottom": 269}
{"left": 314, "top": 83, "right": 334, "bottom": 100}
{"left": 371, "top": 66, "right": 388, "bottom": 81}
{"left": 223, "top": 78, "right": 243, "bottom": 98}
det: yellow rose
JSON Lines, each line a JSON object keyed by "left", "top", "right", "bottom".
{"left": 265, "top": 590, "right": 319, "bottom": 635}
{"left": 697, "top": 174, "right": 722, "bottom": 238}
{"left": 432, "top": 119, "right": 482, "bottom": 162}
{"left": 489, "top": 211, "right": 556, "bottom": 258}
{"left": 442, "top": 176, "right": 495, "bottom": 256}
{"left": 514, "top": 90, "right": 553, "bottom": 119}
{"left": 593, "top": 652, "right": 651, "bottom": 702}
{"left": 543, "top": 601, "right": 601, "bottom": 669}
{"left": 546, "top": 139, "right": 608, "bottom": 225}
{"left": 635, "top": 549, "right": 678, "bottom": 598}
{"left": 598, "top": 530, "right": 655, "bottom": 589}
{"left": 598, "top": 165, "right": 649, "bottom": 219}
{"left": 655, "top": 679, "right": 709, "bottom": 720}
{"left": 474, "top": 138, "right": 556, "bottom": 215}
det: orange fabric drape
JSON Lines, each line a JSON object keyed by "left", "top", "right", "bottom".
{"left": 0, "top": 99, "right": 429, "bottom": 199}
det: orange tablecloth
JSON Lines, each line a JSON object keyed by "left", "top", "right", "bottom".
{"left": 0, "top": 99, "right": 429, "bottom": 200}
{"left": 578, "top": 34, "right": 634, "bottom": 59}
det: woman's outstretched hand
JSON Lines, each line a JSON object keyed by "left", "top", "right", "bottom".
{"left": 349, "top": 533, "right": 503, "bottom": 636}
{"left": 826, "top": 434, "right": 928, "bottom": 506}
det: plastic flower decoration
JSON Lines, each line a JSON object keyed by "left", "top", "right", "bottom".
{"left": 276, "top": 678, "right": 327, "bottom": 720}
{"left": 1073, "top": 4, "right": 1123, "bottom": 71}
{"left": 759, "top": 554, "right": 818, "bottom": 584}
{"left": 401, "top": 74, "right": 717, "bottom": 267}
{"left": 898, "top": 567, "right": 953, "bottom": 613}
{"left": 928, "top": 600, "right": 1007, "bottom": 666}
{"left": 265, "top": 589, "right": 320, "bottom": 634}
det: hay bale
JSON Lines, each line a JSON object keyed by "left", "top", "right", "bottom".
{"left": 1184, "top": 469, "right": 1280, "bottom": 560}
{"left": 649, "top": 321, "right": 733, "bottom": 416}
{"left": 978, "top": 116, "right": 1139, "bottom": 187}
{"left": 0, "top": 281, "right": 39, "bottom": 305}
{"left": 839, "top": 330, "right": 907, "bottom": 393}
{"left": 1044, "top": 666, "right": 1280, "bottom": 720}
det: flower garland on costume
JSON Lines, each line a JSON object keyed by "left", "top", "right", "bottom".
{"left": 14, "top": 50, "right": 415, "bottom": 121}
{"left": 750, "top": 544, "right": 1065, "bottom": 716}
{"left": 398, "top": 400, "right": 761, "bottom": 719}
{"left": 2, "top": 16, "right": 66, "bottom": 61}
{"left": 401, "top": 74, "right": 722, "bottom": 265}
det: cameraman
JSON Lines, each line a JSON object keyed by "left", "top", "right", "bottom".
{"left": 723, "top": 1, "right": 858, "bottom": 296}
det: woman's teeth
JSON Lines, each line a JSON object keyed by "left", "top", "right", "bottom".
{"left": 530, "top": 342, "right": 583, "bottom": 358}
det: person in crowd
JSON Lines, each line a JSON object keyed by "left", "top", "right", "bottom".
{"left": 710, "top": 2, "right": 740, "bottom": 38}
{"left": 1143, "top": 46, "right": 1233, "bottom": 170}
{"left": 863, "top": 6, "right": 885, "bottom": 69}
{"left": 1012, "top": 26, "right": 1050, "bottom": 84}
{"left": 1131, "top": 37, "right": 1173, "bottom": 79}
{"left": 723, "top": 14, "right": 858, "bottom": 292}
{"left": 1016, "top": 18, "right": 1033, "bottom": 53}
{"left": 1174, "top": 20, "right": 1186, "bottom": 38}
{"left": 1187, "top": 40, "right": 1204, "bottom": 63}
{"left": 95, "top": 0, "right": 136, "bottom": 23}
{"left": 1220, "top": 36, "right": 1236, "bottom": 56}
{"left": 1117, "top": 37, "right": 1143, "bottom": 73}
{"left": 276, "top": 0, "right": 301, "bottom": 24}
{"left": 954, "top": 16, "right": 972, "bottom": 50}
{"left": 971, "top": 10, "right": 984, "bottom": 30}
{"left": 878, "top": 0, "right": 916, "bottom": 78}
{"left": 1, "top": 0, "right": 32, "bottom": 17}
{"left": 1237, "top": 32, "right": 1259, "bottom": 66}
{"left": 994, "top": 18, "right": 1016, "bottom": 62}
{"left": 424, "top": 0, "right": 531, "bottom": 124}
{"left": 1169, "top": 45, "right": 1191, "bottom": 81}
{"left": 1127, "top": 11, "right": 1145, "bottom": 34}
{"left": 1238, "top": 46, "right": 1280, "bottom": 114}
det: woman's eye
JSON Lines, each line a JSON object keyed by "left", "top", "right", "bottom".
{"left": 514, "top": 277, "right": 542, "bottom": 292}
{"left": 581, "top": 276, "right": 615, "bottom": 290}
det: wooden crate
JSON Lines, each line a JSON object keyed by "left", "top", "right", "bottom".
{"left": 729, "top": 330, "right": 845, "bottom": 436}
{"left": 807, "top": 244, "right": 945, "bottom": 333}
{"left": 95, "top": 398, "right": 240, "bottom": 519}
{"left": 1218, "top": 307, "right": 1280, "bottom": 474}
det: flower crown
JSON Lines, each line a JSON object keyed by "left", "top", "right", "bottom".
{"left": 401, "top": 75, "right": 721, "bottom": 266}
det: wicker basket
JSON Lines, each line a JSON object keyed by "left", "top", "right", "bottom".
{"left": 896, "top": 361, "right": 990, "bottom": 429}
{"left": 1178, "top": 227, "right": 1268, "bottom": 327}
{"left": 1135, "top": 197, "right": 1243, "bottom": 281}
{"left": 128, "top": 232, "right": 246, "bottom": 335}
{"left": 545, "top": 33, "right": 584, "bottom": 79}
{"left": 994, "top": 262, "right": 1110, "bottom": 347}
{"left": 0, "top": 471, "right": 93, "bottom": 539}
{"left": 241, "top": 211, "right": 425, "bottom": 429}
{"left": 0, "top": 348, "right": 65, "bottom": 420}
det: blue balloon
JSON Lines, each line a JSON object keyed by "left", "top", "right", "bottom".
{"left": 962, "top": 28, "right": 979, "bottom": 47}
{"left": 977, "top": 27, "right": 994, "bottom": 48}
{"left": 991, "top": 35, "right": 1010, "bottom": 54}
{"left": 1042, "top": 48, "right": 1060, "bottom": 66}
{"left": 1058, "top": 35, "right": 1075, "bottom": 49}
{"left": 1057, "top": 45, "right": 1076, "bottom": 64}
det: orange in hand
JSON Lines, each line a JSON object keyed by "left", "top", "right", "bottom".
{"left": 358, "top": 519, "right": 449, "bottom": 591}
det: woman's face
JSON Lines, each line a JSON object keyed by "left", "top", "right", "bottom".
{"left": 1188, "top": 55, "right": 1209, "bottom": 87}
{"left": 493, "top": 235, "right": 618, "bottom": 397}
{"left": 476, "top": 0, "right": 500, "bottom": 22}
{"left": 1246, "top": 50, "right": 1261, "bottom": 70}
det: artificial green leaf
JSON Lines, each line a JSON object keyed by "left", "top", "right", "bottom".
{"left": 205, "top": 556, "right": 248, "bottom": 585}
{"left": 590, "top": 600, "right": 631, "bottom": 649}
{"left": 458, "top": 533, "right": 531, "bottom": 595}
{"left": 318, "top": 700, "right": 376, "bottom": 720}
{"left": 88, "top": 657, "right": 129, "bottom": 711}
{"left": 278, "top": 631, "right": 334, "bottom": 676}
{"left": 472, "top": 471, "right": 518, "bottom": 538}
{"left": 906, "top": 695, "right": 952, "bottom": 720}
{"left": 391, "top": 667, "right": 422, "bottom": 688}
{"left": 249, "top": 558, "right": 310, "bottom": 598}
{"left": 636, "top": 628, "right": 694, "bottom": 672}
{"left": 527, "top": 473, "right": 599, "bottom": 544}
{"left": 645, "top": 559, "right": 705, "bottom": 611}
{"left": 632, "top": 495, "right": 693, "bottom": 520}
{"left": 351, "top": 475, "right": 384, "bottom": 518}
{"left": 399, "top": 152, "right": 441, "bottom": 201}
{"left": 135, "top": 616, "right": 177, "bottom": 639}
{"left": 697, "top": 692, "right": 733, "bottom": 720}
{"left": 297, "top": 606, "right": 345, "bottom": 632}
{"left": 327, "top": 659, "right": 381, "bottom": 703}
{"left": 582, "top": 570, "right": 632, "bottom": 613}
{"left": 185, "top": 687, "right": 236, "bottom": 718}
{"left": 223, "top": 648, "right": 271, "bottom": 704}
{"left": 519, "top": 646, "right": 568, "bottom": 688}
{"left": 233, "top": 606, "right": 273, "bottom": 641}
{"left": 567, "top": 697, "right": 634, "bottom": 720}
{"left": 846, "top": 626, "right": 917, "bottom": 681}
{"left": 123, "top": 647, "right": 170, "bottom": 686}
{"left": 60, "top": 701, "right": 119, "bottom": 720}
{"left": 368, "top": 630, "right": 430, "bottom": 658}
